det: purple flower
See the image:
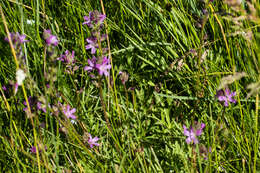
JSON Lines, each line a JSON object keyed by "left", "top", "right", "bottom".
{"left": 183, "top": 123, "right": 205, "bottom": 144}
{"left": 85, "top": 37, "right": 98, "bottom": 54}
{"left": 57, "top": 50, "right": 76, "bottom": 65}
{"left": 30, "top": 146, "right": 37, "bottom": 153}
{"left": 62, "top": 104, "right": 77, "bottom": 120}
{"left": 96, "top": 57, "right": 111, "bottom": 76}
{"left": 4, "top": 32, "right": 29, "bottom": 45}
{"left": 88, "top": 133, "right": 100, "bottom": 148}
{"left": 57, "top": 50, "right": 78, "bottom": 74}
{"left": 30, "top": 145, "right": 47, "bottom": 154}
{"left": 83, "top": 11, "right": 106, "bottom": 28}
{"left": 37, "top": 102, "right": 47, "bottom": 113}
{"left": 2, "top": 81, "right": 17, "bottom": 97}
{"left": 84, "top": 56, "right": 97, "bottom": 72}
{"left": 216, "top": 88, "right": 236, "bottom": 107}
{"left": 2, "top": 85, "right": 7, "bottom": 91}
{"left": 43, "top": 29, "right": 59, "bottom": 46}
{"left": 23, "top": 96, "right": 33, "bottom": 112}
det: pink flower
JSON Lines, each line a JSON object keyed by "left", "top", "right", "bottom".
{"left": 43, "top": 29, "right": 59, "bottom": 46}
{"left": 23, "top": 96, "right": 33, "bottom": 112}
{"left": 216, "top": 88, "right": 236, "bottom": 107}
{"left": 30, "top": 146, "right": 37, "bottom": 153}
{"left": 84, "top": 56, "right": 97, "bottom": 72}
{"left": 4, "top": 32, "right": 29, "bottom": 45}
{"left": 88, "top": 133, "right": 100, "bottom": 148}
{"left": 83, "top": 11, "right": 106, "bottom": 28}
{"left": 30, "top": 145, "right": 47, "bottom": 154}
{"left": 62, "top": 104, "right": 77, "bottom": 120}
{"left": 37, "top": 102, "right": 47, "bottom": 113}
{"left": 96, "top": 57, "right": 111, "bottom": 76}
{"left": 183, "top": 122, "right": 205, "bottom": 144}
{"left": 57, "top": 50, "right": 76, "bottom": 65}
{"left": 85, "top": 37, "right": 98, "bottom": 54}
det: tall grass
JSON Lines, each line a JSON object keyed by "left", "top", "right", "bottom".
{"left": 0, "top": 0, "right": 260, "bottom": 172}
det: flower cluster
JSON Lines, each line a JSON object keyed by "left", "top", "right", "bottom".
{"left": 183, "top": 122, "right": 205, "bottom": 144}
{"left": 43, "top": 29, "right": 59, "bottom": 47}
{"left": 62, "top": 104, "right": 77, "bottom": 120}
{"left": 57, "top": 50, "right": 79, "bottom": 74}
{"left": 216, "top": 88, "right": 236, "bottom": 107}
{"left": 83, "top": 11, "right": 106, "bottom": 29}
{"left": 23, "top": 96, "right": 47, "bottom": 113}
{"left": 119, "top": 71, "right": 129, "bottom": 85}
{"left": 87, "top": 133, "right": 100, "bottom": 148}
{"left": 30, "top": 145, "right": 47, "bottom": 154}
{"left": 5, "top": 32, "right": 30, "bottom": 94}
{"left": 4, "top": 32, "right": 29, "bottom": 50}
{"left": 83, "top": 11, "right": 111, "bottom": 77}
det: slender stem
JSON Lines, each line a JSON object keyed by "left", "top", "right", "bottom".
{"left": 0, "top": 84, "right": 10, "bottom": 111}
{"left": 98, "top": 78, "right": 112, "bottom": 131}
{"left": 253, "top": 93, "right": 258, "bottom": 173}
{"left": 196, "top": 144, "right": 202, "bottom": 173}
{"left": 191, "top": 147, "right": 196, "bottom": 173}
{"left": 209, "top": 4, "right": 233, "bottom": 71}
{"left": 98, "top": 78, "right": 122, "bottom": 154}
{"left": 100, "top": 0, "right": 121, "bottom": 117}
{"left": 124, "top": 84, "right": 129, "bottom": 107}
{"left": 43, "top": 46, "right": 47, "bottom": 76}
{"left": 0, "top": 5, "right": 41, "bottom": 172}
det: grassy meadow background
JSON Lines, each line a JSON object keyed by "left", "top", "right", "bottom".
{"left": 0, "top": 0, "right": 260, "bottom": 172}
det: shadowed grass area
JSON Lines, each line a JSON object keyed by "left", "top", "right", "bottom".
{"left": 0, "top": 0, "right": 260, "bottom": 172}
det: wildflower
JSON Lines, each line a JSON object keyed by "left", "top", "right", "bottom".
{"left": 2, "top": 84, "right": 10, "bottom": 97}
{"left": 216, "top": 88, "right": 236, "bottom": 107}
{"left": 30, "top": 145, "right": 47, "bottom": 154}
{"left": 2, "top": 85, "right": 7, "bottom": 91}
{"left": 85, "top": 36, "right": 98, "bottom": 54}
{"left": 37, "top": 102, "right": 47, "bottom": 113}
{"left": 58, "top": 50, "right": 78, "bottom": 74}
{"left": 119, "top": 71, "right": 129, "bottom": 84}
{"left": 83, "top": 11, "right": 106, "bottom": 28}
{"left": 43, "top": 29, "right": 58, "bottom": 46}
{"left": 26, "top": 19, "right": 35, "bottom": 25}
{"left": 5, "top": 32, "right": 29, "bottom": 45}
{"left": 88, "top": 133, "right": 100, "bottom": 148}
{"left": 57, "top": 50, "right": 76, "bottom": 65}
{"left": 16, "top": 69, "right": 26, "bottom": 86}
{"left": 23, "top": 96, "right": 38, "bottom": 112}
{"left": 183, "top": 122, "right": 205, "bottom": 144}
{"left": 96, "top": 57, "right": 111, "bottom": 76}
{"left": 30, "top": 146, "right": 37, "bottom": 153}
{"left": 84, "top": 56, "right": 97, "bottom": 72}
{"left": 62, "top": 104, "right": 77, "bottom": 120}
{"left": 23, "top": 97, "right": 32, "bottom": 112}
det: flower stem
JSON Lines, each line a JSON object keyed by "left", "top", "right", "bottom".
{"left": 0, "top": 5, "right": 41, "bottom": 172}
{"left": 99, "top": 0, "right": 121, "bottom": 117}
{"left": 98, "top": 78, "right": 112, "bottom": 132}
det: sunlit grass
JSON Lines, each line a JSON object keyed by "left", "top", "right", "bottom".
{"left": 0, "top": 0, "right": 259, "bottom": 172}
